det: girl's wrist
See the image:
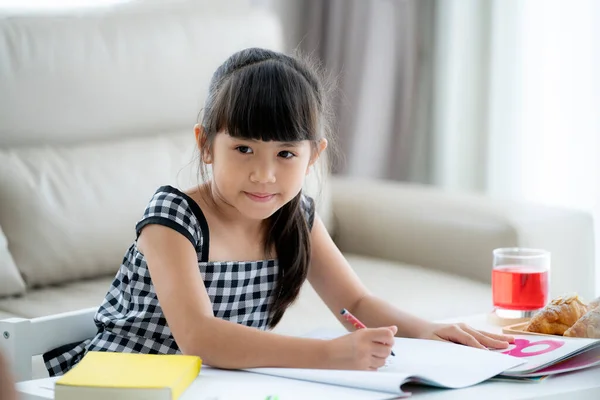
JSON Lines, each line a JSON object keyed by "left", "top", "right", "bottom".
{"left": 315, "top": 338, "right": 335, "bottom": 369}
{"left": 279, "top": 336, "right": 334, "bottom": 369}
{"left": 413, "top": 321, "right": 437, "bottom": 339}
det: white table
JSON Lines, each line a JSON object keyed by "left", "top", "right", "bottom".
{"left": 15, "top": 314, "right": 600, "bottom": 400}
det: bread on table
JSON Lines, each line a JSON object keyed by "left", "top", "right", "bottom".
{"left": 564, "top": 307, "right": 600, "bottom": 338}
{"left": 524, "top": 294, "right": 588, "bottom": 335}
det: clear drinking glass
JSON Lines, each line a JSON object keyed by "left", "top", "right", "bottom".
{"left": 492, "top": 248, "right": 550, "bottom": 319}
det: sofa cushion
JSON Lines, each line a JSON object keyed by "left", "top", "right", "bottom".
{"left": 0, "top": 131, "right": 198, "bottom": 287}
{"left": 275, "top": 254, "right": 493, "bottom": 335}
{"left": 0, "top": 277, "right": 113, "bottom": 319}
{"left": 0, "top": 310, "right": 18, "bottom": 321}
{"left": 0, "top": 225, "right": 25, "bottom": 297}
{"left": 0, "top": 5, "right": 283, "bottom": 147}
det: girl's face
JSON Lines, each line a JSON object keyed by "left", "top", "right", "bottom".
{"left": 203, "top": 130, "right": 325, "bottom": 221}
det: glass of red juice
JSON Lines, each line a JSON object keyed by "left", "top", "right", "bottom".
{"left": 492, "top": 248, "right": 550, "bottom": 318}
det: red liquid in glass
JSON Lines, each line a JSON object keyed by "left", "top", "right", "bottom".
{"left": 492, "top": 265, "right": 549, "bottom": 310}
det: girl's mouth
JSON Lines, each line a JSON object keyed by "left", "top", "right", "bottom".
{"left": 244, "top": 192, "right": 276, "bottom": 202}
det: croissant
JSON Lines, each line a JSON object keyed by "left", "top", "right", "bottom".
{"left": 564, "top": 307, "right": 600, "bottom": 338}
{"left": 588, "top": 296, "right": 600, "bottom": 311}
{"left": 524, "top": 294, "right": 588, "bottom": 335}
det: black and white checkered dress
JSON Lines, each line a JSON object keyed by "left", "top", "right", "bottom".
{"left": 43, "top": 185, "right": 315, "bottom": 376}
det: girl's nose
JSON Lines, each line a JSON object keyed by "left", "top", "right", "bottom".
{"left": 250, "top": 162, "right": 276, "bottom": 184}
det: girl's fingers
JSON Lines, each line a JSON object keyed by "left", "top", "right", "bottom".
{"left": 437, "top": 324, "right": 513, "bottom": 350}
{"left": 463, "top": 327, "right": 511, "bottom": 349}
{"left": 444, "top": 327, "right": 486, "bottom": 349}
{"left": 370, "top": 355, "right": 388, "bottom": 370}
{"left": 368, "top": 327, "right": 396, "bottom": 346}
{"left": 476, "top": 330, "right": 515, "bottom": 344}
{"left": 372, "top": 342, "right": 393, "bottom": 358}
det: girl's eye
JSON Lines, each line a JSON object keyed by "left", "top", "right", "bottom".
{"left": 278, "top": 151, "right": 295, "bottom": 159}
{"left": 236, "top": 146, "right": 253, "bottom": 154}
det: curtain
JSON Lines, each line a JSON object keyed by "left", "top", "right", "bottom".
{"left": 288, "top": 0, "right": 436, "bottom": 182}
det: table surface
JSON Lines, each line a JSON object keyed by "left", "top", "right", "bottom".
{"left": 15, "top": 314, "right": 600, "bottom": 400}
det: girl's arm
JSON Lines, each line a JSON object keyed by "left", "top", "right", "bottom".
{"left": 0, "top": 351, "right": 17, "bottom": 400}
{"left": 306, "top": 214, "right": 431, "bottom": 337}
{"left": 137, "top": 224, "right": 394, "bottom": 370}
{"left": 308, "top": 214, "right": 513, "bottom": 349}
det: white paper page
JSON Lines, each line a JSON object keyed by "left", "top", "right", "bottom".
{"left": 246, "top": 331, "right": 525, "bottom": 394}
{"left": 492, "top": 335, "right": 600, "bottom": 374}
{"left": 246, "top": 368, "right": 413, "bottom": 395}
{"left": 382, "top": 338, "right": 525, "bottom": 388}
{"left": 194, "top": 367, "right": 407, "bottom": 400}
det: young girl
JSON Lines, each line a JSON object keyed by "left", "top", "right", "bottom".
{"left": 44, "top": 47, "right": 513, "bottom": 376}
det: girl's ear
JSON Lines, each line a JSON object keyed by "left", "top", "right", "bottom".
{"left": 194, "top": 124, "right": 213, "bottom": 164}
{"left": 306, "top": 138, "right": 328, "bottom": 175}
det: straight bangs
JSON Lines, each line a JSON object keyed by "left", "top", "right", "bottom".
{"left": 205, "top": 60, "right": 319, "bottom": 143}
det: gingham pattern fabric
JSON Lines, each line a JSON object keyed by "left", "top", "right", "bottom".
{"left": 43, "top": 186, "right": 315, "bottom": 376}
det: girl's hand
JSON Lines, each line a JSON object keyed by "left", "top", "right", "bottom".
{"left": 419, "top": 322, "right": 514, "bottom": 350}
{"left": 326, "top": 326, "right": 397, "bottom": 370}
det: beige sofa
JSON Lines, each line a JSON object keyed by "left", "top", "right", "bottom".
{"left": 0, "top": 1, "right": 596, "bottom": 379}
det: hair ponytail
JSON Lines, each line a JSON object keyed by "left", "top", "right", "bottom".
{"left": 265, "top": 193, "right": 311, "bottom": 328}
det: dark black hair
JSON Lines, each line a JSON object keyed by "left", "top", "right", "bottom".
{"left": 198, "top": 48, "right": 334, "bottom": 328}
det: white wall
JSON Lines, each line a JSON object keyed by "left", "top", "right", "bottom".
{"left": 434, "top": 0, "right": 600, "bottom": 296}
{"left": 486, "top": 0, "right": 600, "bottom": 295}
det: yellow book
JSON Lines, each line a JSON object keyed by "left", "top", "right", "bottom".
{"left": 55, "top": 352, "right": 202, "bottom": 400}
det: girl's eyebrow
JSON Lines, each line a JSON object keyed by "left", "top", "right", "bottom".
{"left": 233, "top": 138, "right": 301, "bottom": 148}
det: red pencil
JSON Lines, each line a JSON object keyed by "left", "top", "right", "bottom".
{"left": 340, "top": 308, "right": 396, "bottom": 356}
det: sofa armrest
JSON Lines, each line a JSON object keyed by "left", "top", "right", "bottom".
{"left": 330, "top": 177, "right": 596, "bottom": 300}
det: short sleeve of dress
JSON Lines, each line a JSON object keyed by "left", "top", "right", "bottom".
{"left": 300, "top": 193, "right": 316, "bottom": 231}
{"left": 135, "top": 186, "right": 204, "bottom": 251}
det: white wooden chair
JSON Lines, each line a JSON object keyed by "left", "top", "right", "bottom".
{"left": 0, "top": 308, "right": 97, "bottom": 382}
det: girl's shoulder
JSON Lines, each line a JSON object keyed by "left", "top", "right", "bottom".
{"left": 135, "top": 185, "right": 209, "bottom": 258}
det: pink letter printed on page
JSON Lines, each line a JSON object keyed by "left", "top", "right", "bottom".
{"left": 502, "top": 338, "right": 565, "bottom": 357}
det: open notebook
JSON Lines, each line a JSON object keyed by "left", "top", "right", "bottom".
{"left": 246, "top": 331, "right": 524, "bottom": 397}
{"left": 245, "top": 330, "right": 600, "bottom": 397}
